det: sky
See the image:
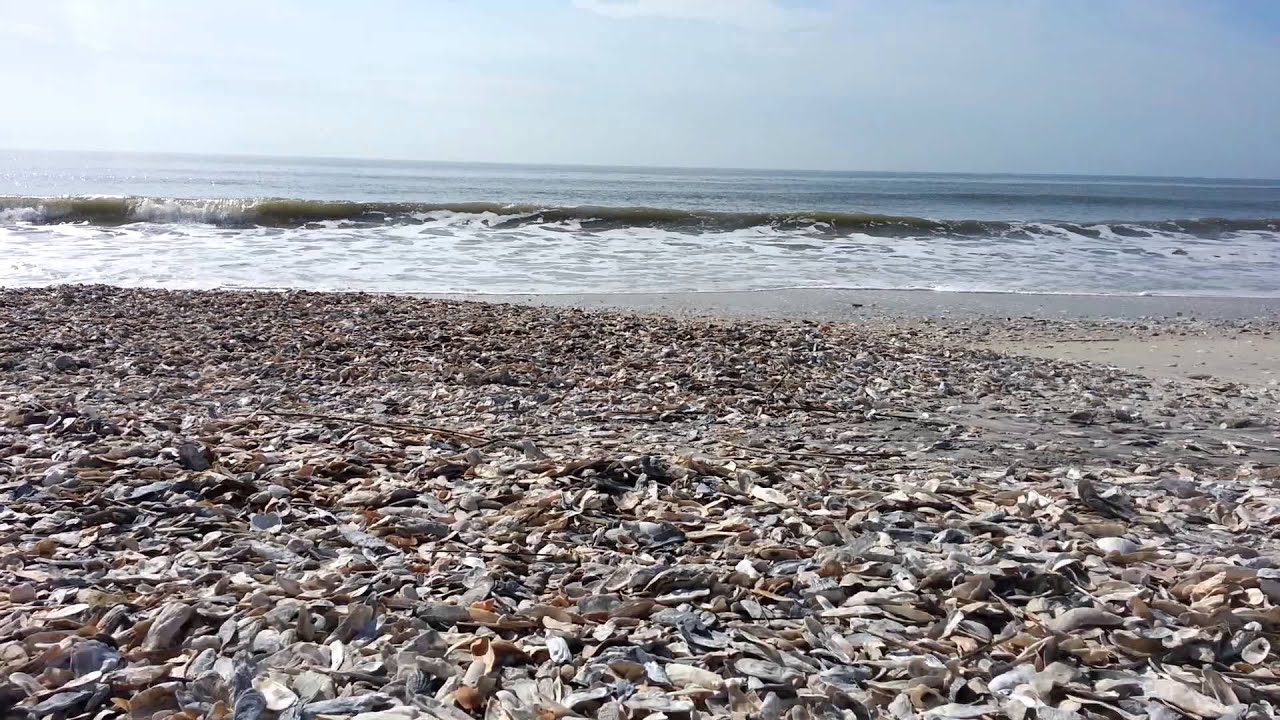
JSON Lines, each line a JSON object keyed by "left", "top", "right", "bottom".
{"left": 1, "top": 0, "right": 1278, "bottom": 177}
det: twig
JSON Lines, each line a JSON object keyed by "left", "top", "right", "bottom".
{"left": 878, "top": 411, "right": 958, "bottom": 427}
{"left": 260, "top": 410, "right": 486, "bottom": 443}
{"left": 860, "top": 628, "right": 943, "bottom": 656}
{"left": 764, "top": 356, "right": 792, "bottom": 397}
{"left": 725, "top": 442, "right": 905, "bottom": 461}
{"left": 416, "top": 541, "right": 586, "bottom": 563}
{"left": 956, "top": 629, "right": 1025, "bottom": 662}
{"left": 992, "top": 593, "right": 1056, "bottom": 638}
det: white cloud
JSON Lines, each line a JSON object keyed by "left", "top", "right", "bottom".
{"left": 0, "top": 21, "right": 44, "bottom": 38}
{"left": 572, "top": 0, "right": 803, "bottom": 30}
{"left": 1, "top": 0, "right": 1277, "bottom": 175}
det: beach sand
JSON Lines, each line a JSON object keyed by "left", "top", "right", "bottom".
{"left": 988, "top": 328, "right": 1280, "bottom": 386}
{"left": 3, "top": 285, "right": 1279, "bottom": 717}
{"left": 430, "top": 287, "right": 1280, "bottom": 322}
{"left": 439, "top": 288, "right": 1280, "bottom": 386}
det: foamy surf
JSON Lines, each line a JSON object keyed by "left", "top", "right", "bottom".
{"left": 2, "top": 151, "right": 1277, "bottom": 297}
{"left": 1, "top": 199, "right": 1277, "bottom": 297}
{"left": 2, "top": 195, "right": 1277, "bottom": 236}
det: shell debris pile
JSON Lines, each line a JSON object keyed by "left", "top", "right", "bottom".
{"left": 2, "top": 285, "right": 1280, "bottom": 720}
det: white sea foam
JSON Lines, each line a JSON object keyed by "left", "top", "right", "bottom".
{"left": 128, "top": 198, "right": 254, "bottom": 224}
{"left": 1, "top": 210, "right": 1278, "bottom": 296}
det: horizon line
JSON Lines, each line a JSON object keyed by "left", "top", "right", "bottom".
{"left": 4, "top": 146, "right": 1279, "bottom": 183}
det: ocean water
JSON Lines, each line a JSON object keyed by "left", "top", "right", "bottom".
{"left": 2, "top": 150, "right": 1278, "bottom": 296}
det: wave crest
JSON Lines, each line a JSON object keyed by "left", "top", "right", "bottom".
{"left": 2, "top": 195, "right": 1278, "bottom": 238}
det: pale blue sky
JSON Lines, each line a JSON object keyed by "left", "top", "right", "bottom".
{"left": 2, "top": 0, "right": 1278, "bottom": 176}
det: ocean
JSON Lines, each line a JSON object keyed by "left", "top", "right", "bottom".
{"left": 2, "top": 150, "right": 1278, "bottom": 297}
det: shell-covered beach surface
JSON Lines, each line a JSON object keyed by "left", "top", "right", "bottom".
{"left": 3, "top": 285, "right": 1280, "bottom": 720}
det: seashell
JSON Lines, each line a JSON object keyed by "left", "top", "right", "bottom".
{"left": 1045, "top": 607, "right": 1124, "bottom": 634}
{"left": 1095, "top": 537, "right": 1142, "bottom": 555}
{"left": 253, "top": 676, "right": 298, "bottom": 711}
{"left": 32, "top": 690, "right": 92, "bottom": 716}
{"left": 71, "top": 640, "right": 121, "bottom": 676}
{"left": 6, "top": 285, "right": 1280, "bottom": 720}
{"left": 293, "top": 670, "right": 336, "bottom": 701}
{"left": 1242, "top": 637, "right": 1271, "bottom": 665}
{"left": 129, "top": 683, "right": 182, "bottom": 720}
{"left": 142, "top": 603, "right": 195, "bottom": 652}
{"left": 733, "top": 658, "right": 802, "bottom": 685}
{"left": 562, "top": 686, "right": 612, "bottom": 710}
{"left": 9, "top": 583, "right": 37, "bottom": 604}
{"left": 303, "top": 694, "right": 390, "bottom": 716}
{"left": 546, "top": 635, "right": 573, "bottom": 665}
{"left": 624, "top": 692, "right": 694, "bottom": 713}
{"left": 250, "top": 513, "right": 283, "bottom": 533}
{"left": 233, "top": 690, "right": 268, "bottom": 720}
{"left": 665, "top": 663, "right": 724, "bottom": 690}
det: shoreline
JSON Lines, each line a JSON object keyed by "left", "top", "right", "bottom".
{"left": 435, "top": 288, "right": 1280, "bottom": 385}
{"left": 7, "top": 283, "right": 1280, "bottom": 383}
{"left": 10, "top": 283, "right": 1276, "bottom": 322}
{"left": 426, "top": 287, "right": 1280, "bottom": 321}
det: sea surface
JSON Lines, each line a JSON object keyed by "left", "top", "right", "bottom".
{"left": 2, "top": 150, "right": 1278, "bottom": 296}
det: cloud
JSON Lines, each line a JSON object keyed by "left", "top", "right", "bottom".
{"left": 572, "top": 0, "right": 804, "bottom": 30}
{"left": 2, "top": 0, "right": 1277, "bottom": 175}
{"left": 0, "top": 21, "right": 44, "bottom": 38}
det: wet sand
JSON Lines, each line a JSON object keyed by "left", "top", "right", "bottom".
{"left": 434, "top": 288, "right": 1280, "bottom": 385}
{"left": 430, "top": 288, "right": 1280, "bottom": 322}
{"left": 989, "top": 330, "right": 1280, "bottom": 386}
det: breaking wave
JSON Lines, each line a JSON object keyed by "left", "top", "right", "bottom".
{"left": 2, "top": 195, "right": 1278, "bottom": 238}
{"left": 3, "top": 194, "right": 1278, "bottom": 297}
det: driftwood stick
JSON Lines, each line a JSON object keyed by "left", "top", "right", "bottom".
{"left": 261, "top": 410, "right": 487, "bottom": 443}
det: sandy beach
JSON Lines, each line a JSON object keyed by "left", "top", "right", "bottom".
{"left": 444, "top": 288, "right": 1280, "bottom": 386}
{"left": 433, "top": 288, "right": 1280, "bottom": 322}
{"left": 3, "top": 285, "right": 1280, "bottom": 719}
{"left": 5, "top": 0, "right": 1278, "bottom": 714}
